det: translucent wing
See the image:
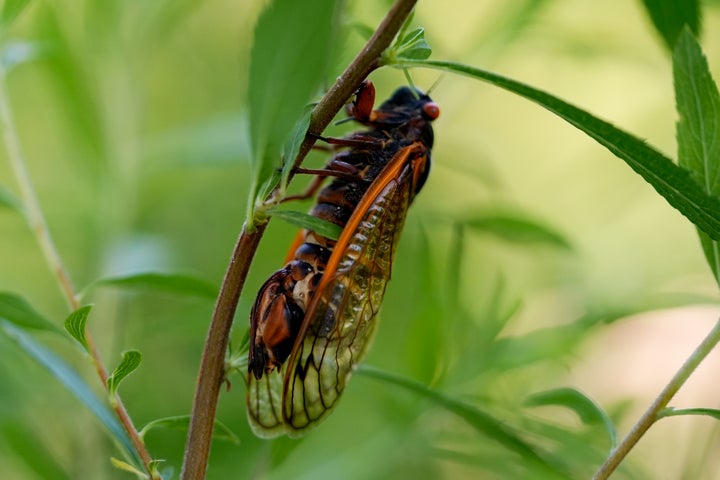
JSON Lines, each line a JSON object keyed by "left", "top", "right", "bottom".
{"left": 281, "top": 145, "right": 425, "bottom": 436}
{"left": 246, "top": 362, "right": 285, "bottom": 438}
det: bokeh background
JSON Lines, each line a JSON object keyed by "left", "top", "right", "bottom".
{"left": 1, "top": 0, "right": 719, "bottom": 478}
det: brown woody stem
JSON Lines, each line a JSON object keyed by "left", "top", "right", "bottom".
{"left": 180, "top": 1, "right": 418, "bottom": 479}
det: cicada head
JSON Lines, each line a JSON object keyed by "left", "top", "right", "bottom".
{"left": 372, "top": 86, "right": 439, "bottom": 148}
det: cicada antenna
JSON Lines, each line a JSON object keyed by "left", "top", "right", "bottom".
{"left": 402, "top": 68, "right": 421, "bottom": 100}
{"left": 426, "top": 73, "right": 445, "bottom": 96}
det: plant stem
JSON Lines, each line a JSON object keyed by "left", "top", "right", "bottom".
{"left": 593, "top": 316, "right": 720, "bottom": 479}
{"left": 180, "top": 223, "right": 265, "bottom": 480}
{"left": 180, "top": 1, "right": 417, "bottom": 478}
{"left": 0, "top": 75, "right": 158, "bottom": 478}
{"left": 0, "top": 79, "right": 77, "bottom": 310}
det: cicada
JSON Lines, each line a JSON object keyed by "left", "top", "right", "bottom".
{"left": 247, "top": 81, "right": 439, "bottom": 438}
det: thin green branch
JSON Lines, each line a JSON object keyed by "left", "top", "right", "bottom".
{"left": 593, "top": 316, "right": 720, "bottom": 479}
{"left": 180, "top": 1, "right": 418, "bottom": 478}
{"left": 0, "top": 75, "right": 158, "bottom": 478}
{"left": 0, "top": 77, "right": 77, "bottom": 309}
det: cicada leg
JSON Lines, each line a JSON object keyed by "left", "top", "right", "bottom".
{"left": 282, "top": 158, "right": 366, "bottom": 203}
{"left": 248, "top": 262, "right": 312, "bottom": 380}
{"left": 249, "top": 239, "right": 332, "bottom": 380}
{"left": 307, "top": 131, "right": 381, "bottom": 150}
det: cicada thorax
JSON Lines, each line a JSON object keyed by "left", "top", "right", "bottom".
{"left": 248, "top": 80, "right": 439, "bottom": 436}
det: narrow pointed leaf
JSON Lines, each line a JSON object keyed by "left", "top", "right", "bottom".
{"left": 461, "top": 212, "right": 572, "bottom": 249}
{"left": 525, "top": 387, "right": 617, "bottom": 448}
{"left": 357, "top": 365, "right": 567, "bottom": 477}
{"left": 110, "top": 458, "right": 148, "bottom": 479}
{"left": 351, "top": 22, "right": 374, "bottom": 41}
{"left": 640, "top": 0, "right": 700, "bottom": 51}
{"left": 0, "top": 291, "right": 61, "bottom": 333}
{"left": 280, "top": 108, "right": 312, "bottom": 194}
{"left": 487, "top": 291, "right": 717, "bottom": 371}
{"left": 485, "top": 323, "right": 589, "bottom": 371}
{"left": 406, "top": 224, "right": 446, "bottom": 384}
{"left": 107, "top": 349, "right": 142, "bottom": 398}
{"left": 139, "top": 415, "right": 239, "bottom": 444}
{"left": 0, "top": 321, "right": 140, "bottom": 464}
{"left": 445, "top": 223, "right": 465, "bottom": 314}
{"left": 396, "top": 59, "right": 720, "bottom": 242}
{"left": 673, "top": 29, "right": 720, "bottom": 285}
{"left": 269, "top": 209, "right": 342, "bottom": 241}
{"left": 82, "top": 272, "right": 217, "bottom": 300}
{"left": 658, "top": 407, "right": 720, "bottom": 421}
{"left": 247, "top": 0, "right": 338, "bottom": 219}
{"left": 64, "top": 305, "right": 92, "bottom": 352}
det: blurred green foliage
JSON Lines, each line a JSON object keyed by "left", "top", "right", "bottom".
{"left": 0, "top": 0, "right": 719, "bottom": 479}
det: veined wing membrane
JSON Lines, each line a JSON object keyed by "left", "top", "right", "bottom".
{"left": 282, "top": 145, "right": 424, "bottom": 435}
{"left": 246, "top": 361, "right": 285, "bottom": 438}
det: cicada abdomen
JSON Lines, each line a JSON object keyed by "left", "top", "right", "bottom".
{"left": 247, "top": 81, "right": 439, "bottom": 437}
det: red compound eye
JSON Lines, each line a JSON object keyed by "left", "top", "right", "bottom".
{"left": 423, "top": 102, "right": 440, "bottom": 120}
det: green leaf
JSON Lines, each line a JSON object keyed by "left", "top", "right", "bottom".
{"left": 382, "top": 25, "right": 433, "bottom": 64}
{"left": 269, "top": 209, "right": 343, "bottom": 241}
{"left": 107, "top": 349, "right": 142, "bottom": 399}
{"left": 485, "top": 323, "right": 588, "bottom": 371}
{"left": 357, "top": 365, "right": 567, "bottom": 478}
{"left": 0, "top": 0, "right": 32, "bottom": 32}
{"left": 395, "top": 223, "right": 447, "bottom": 384}
{"left": 445, "top": 223, "right": 465, "bottom": 316}
{"left": 247, "top": 0, "right": 339, "bottom": 223}
{"left": 139, "top": 415, "right": 239, "bottom": 444}
{"left": 148, "top": 460, "right": 164, "bottom": 479}
{"left": 396, "top": 27, "right": 432, "bottom": 61}
{"left": 460, "top": 212, "right": 572, "bottom": 249}
{"left": 81, "top": 272, "right": 217, "bottom": 300}
{"left": 280, "top": 108, "right": 313, "bottom": 195}
{"left": 484, "top": 292, "right": 717, "bottom": 372}
{"left": 658, "top": 407, "right": 720, "bottom": 421}
{"left": 0, "top": 321, "right": 141, "bottom": 466}
{"left": 673, "top": 29, "right": 720, "bottom": 285}
{"left": 525, "top": 387, "right": 617, "bottom": 449}
{"left": 350, "top": 21, "right": 374, "bottom": 41}
{"left": 110, "top": 458, "right": 148, "bottom": 479}
{"left": 0, "top": 291, "right": 61, "bottom": 333}
{"left": 397, "top": 59, "right": 720, "bottom": 241}
{"left": 63, "top": 305, "right": 92, "bottom": 352}
{"left": 640, "top": 0, "right": 700, "bottom": 51}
